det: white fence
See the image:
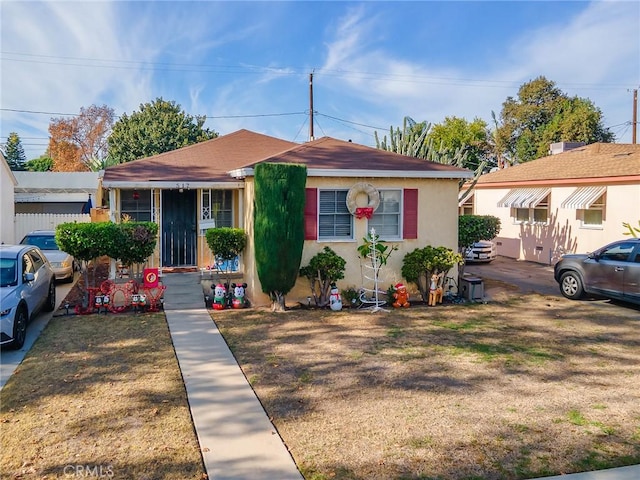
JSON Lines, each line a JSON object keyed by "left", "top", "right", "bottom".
{"left": 14, "top": 213, "right": 91, "bottom": 243}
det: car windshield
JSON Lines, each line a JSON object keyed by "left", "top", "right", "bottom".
{"left": 21, "top": 235, "right": 59, "bottom": 251}
{"left": 0, "top": 258, "right": 18, "bottom": 287}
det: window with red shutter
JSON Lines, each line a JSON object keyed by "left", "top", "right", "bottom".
{"left": 403, "top": 189, "right": 418, "bottom": 239}
{"left": 304, "top": 188, "right": 317, "bottom": 240}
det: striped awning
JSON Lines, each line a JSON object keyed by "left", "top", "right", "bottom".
{"left": 561, "top": 186, "right": 606, "bottom": 209}
{"left": 497, "top": 188, "right": 550, "bottom": 208}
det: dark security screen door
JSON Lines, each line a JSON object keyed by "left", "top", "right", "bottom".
{"left": 162, "top": 190, "right": 197, "bottom": 267}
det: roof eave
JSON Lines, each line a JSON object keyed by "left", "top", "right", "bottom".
{"left": 102, "top": 180, "right": 245, "bottom": 189}
{"left": 228, "top": 167, "right": 473, "bottom": 180}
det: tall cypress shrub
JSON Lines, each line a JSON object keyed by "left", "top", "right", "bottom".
{"left": 253, "top": 162, "right": 307, "bottom": 311}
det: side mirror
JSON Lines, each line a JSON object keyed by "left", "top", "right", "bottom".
{"left": 23, "top": 272, "right": 36, "bottom": 283}
{"left": 587, "top": 252, "right": 599, "bottom": 261}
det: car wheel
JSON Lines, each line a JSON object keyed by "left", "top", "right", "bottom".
{"left": 10, "top": 307, "right": 28, "bottom": 350}
{"left": 560, "top": 271, "right": 584, "bottom": 300}
{"left": 44, "top": 281, "right": 56, "bottom": 312}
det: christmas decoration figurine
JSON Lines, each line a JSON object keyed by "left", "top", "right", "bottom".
{"left": 231, "top": 283, "right": 248, "bottom": 309}
{"left": 392, "top": 283, "right": 410, "bottom": 308}
{"left": 329, "top": 283, "right": 343, "bottom": 311}
{"left": 212, "top": 283, "right": 227, "bottom": 310}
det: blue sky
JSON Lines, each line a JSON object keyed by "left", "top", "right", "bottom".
{"left": 1, "top": 1, "right": 639, "bottom": 160}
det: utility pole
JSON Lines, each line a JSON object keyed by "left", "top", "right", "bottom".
{"left": 309, "top": 72, "right": 314, "bottom": 141}
{"left": 633, "top": 89, "right": 637, "bottom": 144}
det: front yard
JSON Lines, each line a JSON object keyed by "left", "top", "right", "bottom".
{"left": 214, "top": 295, "right": 640, "bottom": 480}
{"left": 1, "top": 288, "right": 639, "bottom": 479}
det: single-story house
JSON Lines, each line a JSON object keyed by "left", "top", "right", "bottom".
{"left": 102, "top": 129, "right": 473, "bottom": 306}
{"left": 467, "top": 142, "right": 640, "bottom": 264}
{"left": 1, "top": 153, "right": 17, "bottom": 244}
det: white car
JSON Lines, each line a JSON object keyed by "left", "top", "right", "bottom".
{"left": 465, "top": 241, "right": 497, "bottom": 263}
{"left": 1, "top": 245, "right": 56, "bottom": 349}
{"left": 20, "top": 230, "right": 76, "bottom": 283}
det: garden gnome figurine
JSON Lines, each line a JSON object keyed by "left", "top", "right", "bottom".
{"left": 232, "top": 283, "right": 248, "bottom": 309}
{"left": 329, "top": 283, "right": 342, "bottom": 311}
{"left": 212, "top": 283, "right": 227, "bottom": 310}
{"left": 392, "top": 282, "right": 410, "bottom": 308}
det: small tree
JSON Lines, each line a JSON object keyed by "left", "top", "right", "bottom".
{"left": 401, "top": 246, "right": 463, "bottom": 302}
{"left": 205, "top": 227, "right": 247, "bottom": 286}
{"left": 115, "top": 222, "right": 159, "bottom": 280}
{"left": 254, "top": 162, "right": 307, "bottom": 311}
{"left": 4, "top": 132, "right": 27, "bottom": 171}
{"left": 55, "top": 222, "right": 107, "bottom": 289}
{"left": 300, "top": 247, "right": 346, "bottom": 307}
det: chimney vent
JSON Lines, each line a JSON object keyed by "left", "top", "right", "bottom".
{"left": 549, "top": 141, "right": 585, "bottom": 155}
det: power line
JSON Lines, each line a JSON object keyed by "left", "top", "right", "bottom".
{"left": 2, "top": 51, "right": 635, "bottom": 91}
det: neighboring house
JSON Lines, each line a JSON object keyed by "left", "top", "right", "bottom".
{"left": 13, "top": 171, "right": 101, "bottom": 214}
{"left": 102, "top": 129, "right": 473, "bottom": 306}
{"left": 469, "top": 142, "right": 640, "bottom": 264}
{"left": 12, "top": 171, "right": 101, "bottom": 242}
{"left": 1, "top": 153, "right": 17, "bottom": 244}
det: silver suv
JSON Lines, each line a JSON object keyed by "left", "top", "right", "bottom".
{"left": 553, "top": 239, "right": 640, "bottom": 305}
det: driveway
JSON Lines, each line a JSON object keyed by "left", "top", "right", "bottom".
{"left": 0, "top": 275, "right": 77, "bottom": 389}
{"left": 465, "top": 255, "right": 560, "bottom": 297}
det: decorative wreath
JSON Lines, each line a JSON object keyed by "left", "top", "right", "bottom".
{"left": 346, "top": 182, "right": 380, "bottom": 219}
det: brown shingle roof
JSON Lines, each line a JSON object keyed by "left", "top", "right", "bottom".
{"left": 103, "top": 130, "right": 471, "bottom": 185}
{"left": 103, "top": 129, "right": 297, "bottom": 183}
{"left": 238, "top": 136, "right": 470, "bottom": 175}
{"left": 477, "top": 143, "right": 640, "bottom": 186}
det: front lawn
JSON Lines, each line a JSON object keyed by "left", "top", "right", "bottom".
{"left": 0, "top": 313, "right": 205, "bottom": 479}
{"left": 214, "top": 295, "right": 640, "bottom": 480}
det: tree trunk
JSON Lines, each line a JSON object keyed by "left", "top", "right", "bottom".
{"left": 270, "top": 291, "right": 286, "bottom": 312}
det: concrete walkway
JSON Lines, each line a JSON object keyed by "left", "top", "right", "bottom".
{"left": 161, "top": 273, "right": 302, "bottom": 480}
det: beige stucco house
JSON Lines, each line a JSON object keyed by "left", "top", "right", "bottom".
{"left": 102, "top": 129, "right": 472, "bottom": 306}
{"left": 468, "top": 142, "right": 640, "bottom": 265}
{"left": 1, "top": 153, "right": 17, "bottom": 244}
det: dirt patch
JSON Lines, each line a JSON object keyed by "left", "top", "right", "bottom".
{"left": 213, "top": 297, "right": 640, "bottom": 480}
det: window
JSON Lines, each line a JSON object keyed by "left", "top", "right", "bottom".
{"left": 369, "top": 189, "right": 401, "bottom": 239}
{"left": 318, "top": 189, "right": 352, "bottom": 240}
{"left": 513, "top": 195, "right": 549, "bottom": 224}
{"left": 581, "top": 194, "right": 605, "bottom": 227}
{"left": 459, "top": 195, "right": 474, "bottom": 216}
{"left": 121, "top": 190, "right": 152, "bottom": 221}
{"left": 201, "top": 190, "right": 233, "bottom": 229}
{"left": 599, "top": 242, "right": 635, "bottom": 262}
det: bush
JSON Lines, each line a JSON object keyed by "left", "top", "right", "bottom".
{"left": 401, "top": 246, "right": 463, "bottom": 302}
{"left": 300, "top": 246, "right": 346, "bottom": 307}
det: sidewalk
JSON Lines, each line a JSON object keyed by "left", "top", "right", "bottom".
{"left": 161, "top": 272, "right": 302, "bottom": 480}
{"left": 536, "top": 464, "right": 640, "bottom": 480}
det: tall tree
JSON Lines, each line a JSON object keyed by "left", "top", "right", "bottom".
{"left": 107, "top": 98, "right": 218, "bottom": 164}
{"left": 375, "top": 116, "right": 482, "bottom": 204}
{"left": 427, "top": 116, "right": 492, "bottom": 172}
{"left": 496, "top": 76, "right": 614, "bottom": 163}
{"left": 48, "top": 104, "right": 115, "bottom": 172}
{"left": 4, "top": 132, "right": 27, "bottom": 170}
{"left": 253, "top": 162, "right": 307, "bottom": 312}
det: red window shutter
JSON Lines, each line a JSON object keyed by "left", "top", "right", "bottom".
{"left": 304, "top": 188, "right": 317, "bottom": 240}
{"left": 403, "top": 189, "right": 418, "bottom": 239}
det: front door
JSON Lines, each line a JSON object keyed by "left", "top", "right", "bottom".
{"left": 162, "top": 190, "right": 197, "bottom": 267}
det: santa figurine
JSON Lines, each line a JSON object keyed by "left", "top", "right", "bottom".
{"left": 329, "top": 283, "right": 342, "bottom": 311}
{"left": 392, "top": 282, "right": 410, "bottom": 308}
{"left": 212, "top": 283, "right": 227, "bottom": 310}
{"left": 231, "top": 283, "right": 248, "bottom": 309}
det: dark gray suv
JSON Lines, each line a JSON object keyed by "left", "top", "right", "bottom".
{"left": 554, "top": 239, "right": 640, "bottom": 305}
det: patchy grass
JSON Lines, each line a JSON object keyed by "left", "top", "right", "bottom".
{"left": 0, "top": 313, "right": 205, "bottom": 479}
{"left": 213, "top": 295, "right": 640, "bottom": 480}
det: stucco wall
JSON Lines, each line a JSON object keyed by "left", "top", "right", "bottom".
{"left": 1, "top": 160, "right": 16, "bottom": 244}
{"left": 243, "top": 177, "right": 461, "bottom": 307}
{"left": 473, "top": 182, "right": 640, "bottom": 265}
